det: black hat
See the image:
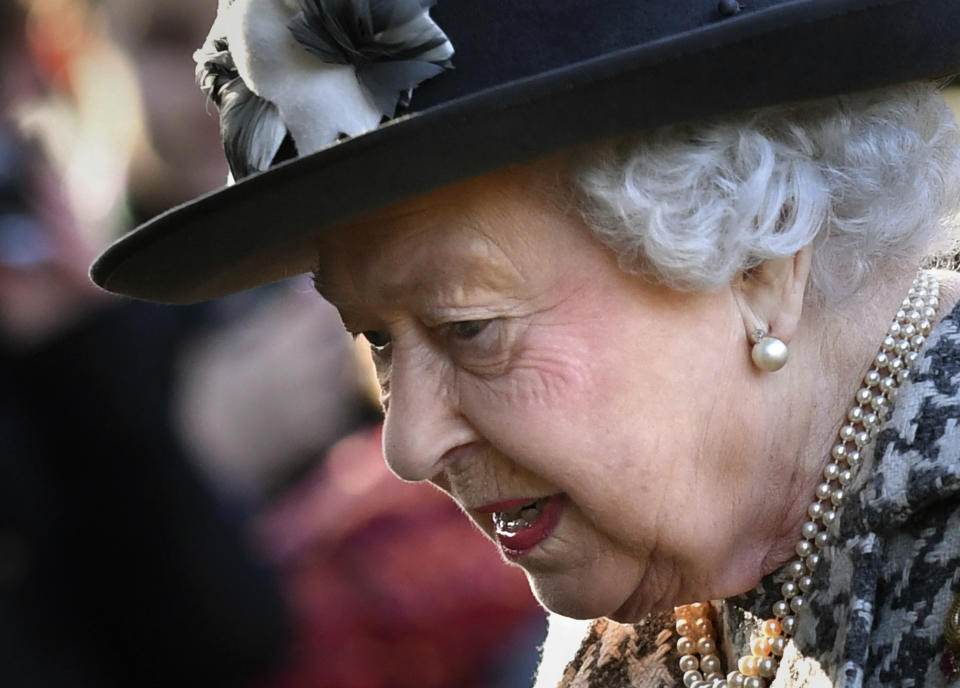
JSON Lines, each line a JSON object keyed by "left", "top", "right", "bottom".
{"left": 91, "top": 0, "right": 960, "bottom": 304}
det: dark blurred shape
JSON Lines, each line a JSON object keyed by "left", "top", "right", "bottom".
{"left": 0, "top": 126, "right": 52, "bottom": 269}
{"left": 0, "top": 297, "right": 291, "bottom": 688}
{"left": 0, "top": 95, "right": 290, "bottom": 688}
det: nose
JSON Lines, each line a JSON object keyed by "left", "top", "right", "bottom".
{"left": 380, "top": 342, "right": 475, "bottom": 482}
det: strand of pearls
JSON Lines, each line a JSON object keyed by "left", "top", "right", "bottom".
{"left": 674, "top": 272, "right": 940, "bottom": 688}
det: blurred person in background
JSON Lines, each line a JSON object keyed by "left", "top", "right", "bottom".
{"left": 0, "top": 2, "right": 291, "bottom": 686}
{"left": 97, "top": 0, "right": 230, "bottom": 223}
{"left": 0, "top": 130, "right": 292, "bottom": 685}
{"left": 2, "top": 1, "right": 548, "bottom": 686}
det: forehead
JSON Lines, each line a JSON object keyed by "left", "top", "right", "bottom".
{"left": 313, "top": 162, "right": 573, "bottom": 307}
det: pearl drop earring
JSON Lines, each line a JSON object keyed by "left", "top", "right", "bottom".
{"left": 751, "top": 329, "right": 788, "bottom": 372}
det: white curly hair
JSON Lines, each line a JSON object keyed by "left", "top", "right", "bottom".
{"left": 573, "top": 80, "right": 960, "bottom": 304}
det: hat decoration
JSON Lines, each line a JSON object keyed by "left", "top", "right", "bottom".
{"left": 91, "top": 0, "right": 960, "bottom": 305}
{"left": 194, "top": 0, "right": 453, "bottom": 181}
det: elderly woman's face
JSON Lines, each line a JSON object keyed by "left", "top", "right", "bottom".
{"left": 316, "top": 164, "right": 769, "bottom": 621}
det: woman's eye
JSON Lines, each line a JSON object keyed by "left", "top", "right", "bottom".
{"left": 362, "top": 330, "right": 391, "bottom": 351}
{"left": 450, "top": 320, "right": 491, "bottom": 340}
{"left": 444, "top": 318, "right": 508, "bottom": 373}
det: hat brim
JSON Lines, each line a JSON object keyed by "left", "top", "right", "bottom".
{"left": 91, "top": 0, "right": 960, "bottom": 304}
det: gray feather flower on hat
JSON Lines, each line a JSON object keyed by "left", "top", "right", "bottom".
{"left": 195, "top": 0, "right": 454, "bottom": 182}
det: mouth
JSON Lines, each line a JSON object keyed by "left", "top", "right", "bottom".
{"left": 478, "top": 494, "right": 566, "bottom": 560}
{"left": 492, "top": 497, "right": 550, "bottom": 532}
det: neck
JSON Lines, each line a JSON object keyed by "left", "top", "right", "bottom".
{"left": 759, "top": 266, "right": 927, "bottom": 576}
{"left": 676, "top": 269, "right": 949, "bottom": 688}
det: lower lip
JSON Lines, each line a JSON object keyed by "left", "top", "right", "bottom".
{"left": 496, "top": 495, "right": 566, "bottom": 560}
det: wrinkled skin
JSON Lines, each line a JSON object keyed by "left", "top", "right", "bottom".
{"left": 313, "top": 162, "right": 855, "bottom": 622}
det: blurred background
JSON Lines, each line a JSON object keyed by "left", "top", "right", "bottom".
{"left": 0, "top": 1, "right": 548, "bottom": 687}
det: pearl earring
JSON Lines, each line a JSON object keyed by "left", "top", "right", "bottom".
{"left": 751, "top": 329, "right": 788, "bottom": 372}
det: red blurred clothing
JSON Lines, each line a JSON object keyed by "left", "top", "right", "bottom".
{"left": 255, "top": 425, "right": 545, "bottom": 688}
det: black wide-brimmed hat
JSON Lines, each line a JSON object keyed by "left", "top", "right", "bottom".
{"left": 91, "top": 0, "right": 960, "bottom": 304}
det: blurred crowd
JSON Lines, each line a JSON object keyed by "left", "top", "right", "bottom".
{"left": 0, "top": 1, "right": 546, "bottom": 687}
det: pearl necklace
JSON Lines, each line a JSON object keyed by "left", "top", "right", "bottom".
{"left": 674, "top": 271, "right": 940, "bottom": 688}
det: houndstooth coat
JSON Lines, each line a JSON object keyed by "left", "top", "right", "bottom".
{"left": 547, "top": 298, "right": 960, "bottom": 688}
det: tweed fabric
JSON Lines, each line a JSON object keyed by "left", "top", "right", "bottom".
{"left": 556, "top": 297, "right": 960, "bottom": 687}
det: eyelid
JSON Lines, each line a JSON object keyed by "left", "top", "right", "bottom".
{"left": 449, "top": 318, "right": 493, "bottom": 339}
{"left": 442, "top": 317, "right": 512, "bottom": 377}
{"left": 442, "top": 317, "right": 506, "bottom": 351}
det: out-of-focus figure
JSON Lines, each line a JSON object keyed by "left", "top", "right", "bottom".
{"left": 0, "top": 2, "right": 291, "bottom": 686}
{"left": 1, "top": 2, "right": 547, "bottom": 688}
{"left": 98, "top": 0, "right": 228, "bottom": 220}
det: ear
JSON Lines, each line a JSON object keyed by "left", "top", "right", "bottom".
{"left": 734, "top": 246, "right": 813, "bottom": 344}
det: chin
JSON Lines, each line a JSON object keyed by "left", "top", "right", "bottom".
{"left": 525, "top": 569, "right": 647, "bottom": 622}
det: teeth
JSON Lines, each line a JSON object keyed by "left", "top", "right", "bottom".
{"left": 503, "top": 517, "right": 529, "bottom": 532}
{"left": 494, "top": 498, "right": 547, "bottom": 534}
{"left": 520, "top": 505, "right": 540, "bottom": 521}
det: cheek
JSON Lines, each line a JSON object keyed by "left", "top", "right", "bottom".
{"left": 462, "top": 336, "right": 598, "bottom": 421}
{"left": 456, "top": 318, "right": 742, "bottom": 540}
{"left": 459, "top": 332, "right": 629, "bottom": 488}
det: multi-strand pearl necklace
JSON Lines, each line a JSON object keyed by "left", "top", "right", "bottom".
{"left": 674, "top": 271, "right": 940, "bottom": 688}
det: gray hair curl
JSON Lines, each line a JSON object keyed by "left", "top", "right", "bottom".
{"left": 574, "top": 81, "right": 960, "bottom": 304}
